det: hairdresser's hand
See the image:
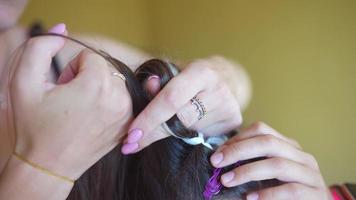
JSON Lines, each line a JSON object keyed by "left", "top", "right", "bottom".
{"left": 210, "top": 122, "right": 332, "bottom": 200}
{"left": 8, "top": 26, "right": 131, "bottom": 181}
{"left": 122, "top": 56, "right": 243, "bottom": 154}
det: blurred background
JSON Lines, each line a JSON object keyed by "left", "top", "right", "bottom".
{"left": 20, "top": 0, "right": 356, "bottom": 184}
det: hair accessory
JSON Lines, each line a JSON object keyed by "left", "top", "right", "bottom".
{"left": 206, "top": 135, "right": 228, "bottom": 147}
{"left": 191, "top": 96, "right": 207, "bottom": 120}
{"left": 13, "top": 152, "right": 75, "bottom": 184}
{"left": 162, "top": 123, "right": 214, "bottom": 150}
{"left": 203, "top": 161, "right": 241, "bottom": 200}
{"left": 203, "top": 167, "right": 223, "bottom": 200}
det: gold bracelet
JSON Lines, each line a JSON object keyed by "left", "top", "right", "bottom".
{"left": 13, "top": 152, "right": 75, "bottom": 184}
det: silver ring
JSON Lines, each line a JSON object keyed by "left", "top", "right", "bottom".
{"left": 191, "top": 96, "right": 207, "bottom": 120}
{"left": 111, "top": 72, "right": 126, "bottom": 81}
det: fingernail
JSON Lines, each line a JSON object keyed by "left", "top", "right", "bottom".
{"left": 147, "top": 75, "right": 159, "bottom": 81}
{"left": 247, "top": 192, "right": 259, "bottom": 200}
{"left": 210, "top": 152, "right": 224, "bottom": 166}
{"left": 121, "top": 143, "right": 139, "bottom": 154}
{"left": 48, "top": 23, "right": 66, "bottom": 34}
{"left": 127, "top": 129, "right": 143, "bottom": 143}
{"left": 221, "top": 171, "right": 235, "bottom": 183}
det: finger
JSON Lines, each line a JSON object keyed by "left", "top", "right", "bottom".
{"left": 144, "top": 75, "right": 161, "bottom": 97}
{"left": 211, "top": 134, "right": 319, "bottom": 170}
{"left": 121, "top": 125, "right": 168, "bottom": 154}
{"left": 63, "top": 49, "right": 111, "bottom": 90}
{"left": 220, "top": 158, "right": 323, "bottom": 188}
{"left": 225, "top": 121, "right": 301, "bottom": 149}
{"left": 178, "top": 85, "right": 242, "bottom": 132}
{"left": 247, "top": 183, "right": 320, "bottom": 200}
{"left": 199, "top": 117, "right": 241, "bottom": 136}
{"left": 126, "top": 65, "right": 219, "bottom": 152}
{"left": 12, "top": 24, "right": 67, "bottom": 100}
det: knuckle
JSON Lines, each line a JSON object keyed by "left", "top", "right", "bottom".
{"left": 260, "top": 134, "right": 277, "bottom": 147}
{"left": 190, "top": 61, "right": 219, "bottom": 80}
{"left": 286, "top": 183, "right": 303, "bottom": 199}
{"left": 216, "top": 82, "right": 232, "bottom": 97}
{"left": 163, "top": 89, "right": 181, "bottom": 110}
{"left": 251, "top": 121, "right": 268, "bottom": 133}
{"left": 290, "top": 138, "right": 302, "bottom": 148}
{"left": 235, "top": 165, "right": 251, "bottom": 179}
{"left": 270, "top": 157, "right": 288, "bottom": 172}
{"left": 305, "top": 153, "right": 320, "bottom": 170}
{"left": 227, "top": 143, "right": 242, "bottom": 158}
{"left": 202, "top": 67, "right": 219, "bottom": 82}
{"left": 112, "top": 94, "right": 131, "bottom": 117}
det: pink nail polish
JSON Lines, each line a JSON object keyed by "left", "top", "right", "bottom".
{"left": 247, "top": 192, "right": 259, "bottom": 200}
{"left": 127, "top": 129, "right": 143, "bottom": 143}
{"left": 121, "top": 143, "right": 139, "bottom": 154}
{"left": 210, "top": 152, "right": 224, "bottom": 166}
{"left": 147, "top": 75, "right": 159, "bottom": 81}
{"left": 221, "top": 171, "right": 235, "bottom": 183}
{"left": 48, "top": 23, "right": 66, "bottom": 34}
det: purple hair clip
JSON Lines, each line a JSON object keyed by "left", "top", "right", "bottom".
{"left": 203, "top": 168, "right": 223, "bottom": 200}
{"left": 203, "top": 161, "right": 241, "bottom": 200}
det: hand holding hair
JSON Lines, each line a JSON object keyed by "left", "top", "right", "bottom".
{"left": 210, "top": 121, "right": 332, "bottom": 200}
{"left": 6, "top": 24, "right": 132, "bottom": 182}
{"left": 122, "top": 56, "right": 244, "bottom": 154}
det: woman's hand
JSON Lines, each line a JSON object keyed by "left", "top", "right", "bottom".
{"left": 8, "top": 27, "right": 131, "bottom": 181}
{"left": 121, "top": 56, "right": 244, "bottom": 154}
{"left": 210, "top": 122, "right": 331, "bottom": 200}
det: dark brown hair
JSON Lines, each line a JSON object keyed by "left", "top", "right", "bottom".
{"left": 39, "top": 33, "right": 278, "bottom": 200}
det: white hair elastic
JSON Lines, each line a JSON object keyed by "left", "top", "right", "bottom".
{"left": 162, "top": 123, "right": 227, "bottom": 150}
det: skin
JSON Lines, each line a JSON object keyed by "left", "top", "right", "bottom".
{"left": 0, "top": 1, "right": 250, "bottom": 199}
{"left": 0, "top": 0, "right": 330, "bottom": 199}
{"left": 121, "top": 56, "right": 247, "bottom": 154}
{"left": 211, "top": 122, "right": 332, "bottom": 200}
{"left": 1, "top": 26, "right": 133, "bottom": 199}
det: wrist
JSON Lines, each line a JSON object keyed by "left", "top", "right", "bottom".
{"left": 12, "top": 152, "right": 75, "bottom": 184}
{"left": 15, "top": 144, "right": 85, "bottom": 181}
{"left": 0, "top": 155, "right": 73, "bottom": 199}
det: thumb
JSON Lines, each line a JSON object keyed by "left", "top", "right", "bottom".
{"left": 12, "top": 23, "right": 67, "bottom": 101}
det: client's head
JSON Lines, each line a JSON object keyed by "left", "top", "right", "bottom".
{"left": 40, "top": 33, "right": 277, "bottom": 200}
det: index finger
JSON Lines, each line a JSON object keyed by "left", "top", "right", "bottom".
{"left": 12, "top": 25, "right": 67, "bottom": 101}
{"left": 126, "top": 64, "right": 219, "bottom": 152}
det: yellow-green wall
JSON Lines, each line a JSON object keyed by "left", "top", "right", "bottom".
{"left": 20, "top": 0, "right": 356, "bottom": 184}
{"left": 21, "top": 0, "right": 152, "bottom": 49}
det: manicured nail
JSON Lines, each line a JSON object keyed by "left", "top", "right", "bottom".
{"left": 247, "top": 192, "right": 259, "bottom": 200}
{"left": 221, "top": 171, "right": 235, "bottom": 183}
{"left": 121, "top": 143, "right": 139, "bottom": 154}
{"left": 127, "top": 129, "right": 143, "bottom": 143}
{"left": 147, "top": 75, "right": 159, "bottom": 81}
{"left": 48, "top": 23, "right": 66, "bottom": 34}
{"left": 210, "top": 152, "right": 224, "bottom": 166}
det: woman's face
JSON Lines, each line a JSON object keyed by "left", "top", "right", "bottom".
{"left": 0, "top": 0, "right": 28, "bottom": 31}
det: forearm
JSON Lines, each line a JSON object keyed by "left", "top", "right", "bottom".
{"left": 0, "top": 155, "right": 73, "bottom": 200}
